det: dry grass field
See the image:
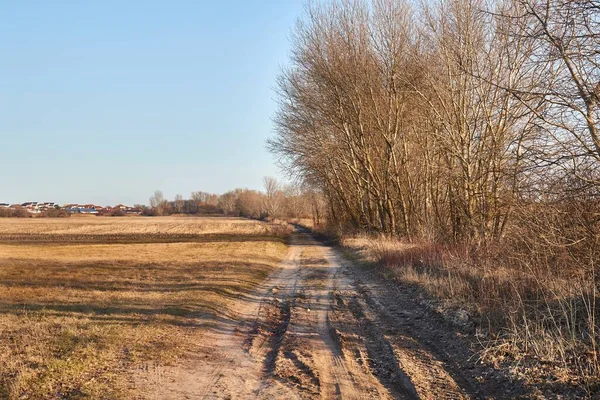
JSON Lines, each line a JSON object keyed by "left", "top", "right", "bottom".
{"left": 0, "top": 216, "right": 290, "bottom": 399}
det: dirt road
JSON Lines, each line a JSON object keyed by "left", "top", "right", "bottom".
{"left": 137, "top": 232, "right": 523, "bottom": 399}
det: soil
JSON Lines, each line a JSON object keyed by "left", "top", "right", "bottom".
{"left": 135, "top": 231, "right": 530, "bottom": 399}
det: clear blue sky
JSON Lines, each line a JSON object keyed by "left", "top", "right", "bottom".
{"left": 0, "top": 0, "right": 305, "bottom": 206}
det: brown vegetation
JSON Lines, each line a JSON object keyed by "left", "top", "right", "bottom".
{"left": 145, "top": 179, "right": 325, "bottom": 225}
{"left": 343, "top": 227, "right": 599, "bottom": 392}
{"left": 0, "top": 208, "right": 31, "bottom": 218}
{"left": 40, "top": 208, "right": 70, "bottom": 218}
{"left": 269, "top": 0, "right": 600, "bottom": 390}
{"left": 0, "top": 217, "right": 290, "bottom": 399}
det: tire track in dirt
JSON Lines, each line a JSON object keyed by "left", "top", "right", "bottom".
{"left": 201, "top": 247, "right": 303, "bottom": 399}
{"left": 135, "top": 245, "right": 303, "bottom": 400}
{"left": 314, "top": 249, "right": 390, "bottom": 400}
{"left": 288, "top": 245, "right": 376, "bottom": 400}
{"left": 137, "top": 231, "right": 480, "bottom": 399}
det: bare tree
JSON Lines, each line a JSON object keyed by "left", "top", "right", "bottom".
{"left": 219, "top": 191, "right": 238, "bottom": 215}
{"left": 267, "top": 0, "right": 600, "bottom": 378}
{"left": 174, "top": 194, "right": 184, "bottom": 214}
{"left": 501, "top": 0, "right": 600, "bottom": 183}
{"left": 149, "top": 190, "right": 167, "bottom": 216}
{"left": 263, "top": 177, "right": 283, "bottom": 217}
{"left": 236, "top": 189, "right": 265, "bottom": 219}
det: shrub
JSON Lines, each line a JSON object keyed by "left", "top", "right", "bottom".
{"left": 0, "top": 208, "right": 31, "bottom": 218}
{"left": 106, "top": 209, "right": 125, "bottom": 217}
{"left": 348, "top": 200, "right": 600, "bottom": 386}
{"left": 40, "top": 209, "right": 70, "bottom": 218}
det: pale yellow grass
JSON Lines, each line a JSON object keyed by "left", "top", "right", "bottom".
{"left": 0, "top": 215, "right": 272, "bottom": 236}
{"left": 0, "top": 217, "right": 290, "bottom": 399}
{"left": 0, "top": 241, "right": 283, "bottom": 263}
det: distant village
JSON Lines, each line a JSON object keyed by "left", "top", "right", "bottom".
{"left": 0, "top": 202, "right": 143, "bottom": 215}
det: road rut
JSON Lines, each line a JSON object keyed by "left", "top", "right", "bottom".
{"left": 137, "top": 232, "right": 486, "bottom": 399}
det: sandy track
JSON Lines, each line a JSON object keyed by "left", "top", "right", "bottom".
{"left": 136, "top": 232, "right": 499, "bottom": 399}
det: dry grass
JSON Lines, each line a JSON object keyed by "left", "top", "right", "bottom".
{"left": 342, "top": 234, "right": 600, "bottom": 393}
{"left": 0, "top": 216, "right": 290, "bottom": 399}
{"left": 0, "top": 215, "right": 273, "bottom": 236}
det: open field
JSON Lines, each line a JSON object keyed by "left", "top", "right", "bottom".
{"left": 0, "top": 217, "right": 289, "bottom": 399}
{"left": 1, "top": 216, "right": 571, "bottom": 399}
{"left": 0, "top": 215, "right": 285, "bottom": 243}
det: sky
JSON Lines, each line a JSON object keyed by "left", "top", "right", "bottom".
{"left": 0, "top": 0, "right": 305, "bottom": 206}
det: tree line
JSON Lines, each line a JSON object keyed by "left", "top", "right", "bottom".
{"left": 147, "top": 177, "right": 325, "bottom": 223}
{"left": 269, "top": 0, "right": 600, "bottom": 243}
{"left": 268, "top": 0, "right": 600, "bottom": 377}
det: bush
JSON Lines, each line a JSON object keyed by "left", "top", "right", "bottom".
{"left": 40, "top": 209, "right": 70, "bottom": 218}
{"left": 105, "top": 209, "right": 125, "bottom": 217}
{"left": 0, "top": 208, "right": 31, "bottom": 218}
{"left": 141, "top": 208, "right": 155, "bottom": 216}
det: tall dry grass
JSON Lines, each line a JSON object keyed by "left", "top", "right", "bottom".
{"left": 343, "top": 202, "right": 600, "bottom": 391}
